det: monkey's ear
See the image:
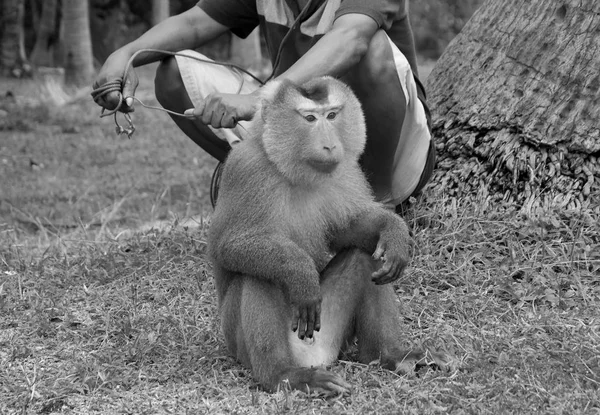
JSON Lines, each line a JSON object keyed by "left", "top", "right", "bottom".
{"left": 258, "top": 79, "right": 294, "bottom": 122}
{"left": 259, "top": 80, "right": 285, "bottom": 102}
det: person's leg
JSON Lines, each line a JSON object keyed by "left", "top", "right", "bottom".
{"left": 343, "top": 30, "right": 432, "bottom": 208}
{"left": 154, "top": 52, "right": 261, "bottom": 162}
{"left": 342, "top": 31, "right": 406, "bottom": 205}
{"left": 154, "top": 56, "right": 231, "bottom": 162}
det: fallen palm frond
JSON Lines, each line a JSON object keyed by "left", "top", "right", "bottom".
{"left": 429, "top": 120, "right": 599, "bottom": 213}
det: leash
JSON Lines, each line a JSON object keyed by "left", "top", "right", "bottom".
{"left": 90, "top": 49, "right": 266, "bottom": 139}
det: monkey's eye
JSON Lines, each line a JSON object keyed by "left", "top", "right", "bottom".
{"left": 327, "top": 112, "right": 337, "bottom": 120}
{"left": 304, "top": 114, "right": 317, "bottom": 122}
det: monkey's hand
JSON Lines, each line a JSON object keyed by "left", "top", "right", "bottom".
{"left": 288, "top": 277, "right": 322, "bottom": 340}
{"left": 210, "top": 229, "right": 323, "bottom": 339}
{"left": 184, "top": 92, "right": 258, "bottom": 129}
{"left": 331, "top": 209, "right": 412, "bottom": 285}
{"left": 370, "top": 231, "right": 411, "bottom": 285}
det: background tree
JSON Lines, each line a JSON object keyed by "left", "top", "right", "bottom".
{"left": 152, "top": 0, "right": 170, "bottom": 26}
{"left": 427, "top": 0, "right": 599, "bottom": 212}
{"left": 29, "top": 0, "right": 58, "bottom": 67}
{"left": 61, "top": 0, "right": 95, "bottom": 86}
{"left": 410, "top": 0, "right": 483, "bottom": 59}
{"left": 1, "top": 0, "right": 29, "bottom": 76}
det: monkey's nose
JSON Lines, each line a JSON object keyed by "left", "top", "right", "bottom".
{"left": 323, "top": 144, "right": 337, "bottom": 151}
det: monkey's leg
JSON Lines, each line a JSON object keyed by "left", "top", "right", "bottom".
{"left": 225, "top": 276, "right": 351, "bottom": 394}
{"left": 353, "top": 259, "right": 454, "bottom": 373}
{"left": 285, "top": 249, "right": 367, "bottom": 369}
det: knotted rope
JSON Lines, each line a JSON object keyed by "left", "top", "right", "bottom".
{"left": 90, "top": 49, "right": 265, "bottom": 138}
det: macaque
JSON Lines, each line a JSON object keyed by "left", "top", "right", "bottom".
{"left": 208, "top": 76, "right": 450, "bottom": 393}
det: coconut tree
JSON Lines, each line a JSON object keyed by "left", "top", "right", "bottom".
{"left": 30, "top": 0, "right": 58, "bottom": 67}
{"left": 152, "top": 0, "right": 170, "bottom": 26}
{"left": 61, "top": 0, "right": 95, "bottom": 86}
{"left": 0, "top": 0, "right": 28, "bottom": 75}
{"left": 427, "top": 0, "right": 599, "bottom": 213}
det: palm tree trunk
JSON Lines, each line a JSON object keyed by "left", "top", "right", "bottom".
{"left": 427, "top": 0, "right": 600, "bottom": 212}
{"left": 30, "top": 0, "right": 58, "bottom": 67}
{"left": 152, "top": 0, "right": 170, "bottom": 26}
{"left": 0, "top": 0, "right": 27, "bottom": 75}
{"left": 62, "top": 0, "right": 95, "bottom": 86}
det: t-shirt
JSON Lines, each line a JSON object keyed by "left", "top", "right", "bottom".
{"left": 196, "top": 0, "right": 418, "bottom": 77}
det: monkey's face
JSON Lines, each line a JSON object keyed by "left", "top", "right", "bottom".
{"left": 260, "top": 77, "right": 366, "bottom": 184}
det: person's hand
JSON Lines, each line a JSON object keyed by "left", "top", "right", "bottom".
{"left": 370, "top": 229, "right": 412, "bottom": 285}
{"left": 184, "top": 92, "right": 258, "bottom": 128}
{"left": 92, "top": 51, "right": 138, "bottom": 113}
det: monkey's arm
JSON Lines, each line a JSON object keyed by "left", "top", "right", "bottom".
{"left": 211, "top": 230, "right": 322, "bottom": 339}
{"left": 330, "top": 209, "right": 412, "bottom": 285}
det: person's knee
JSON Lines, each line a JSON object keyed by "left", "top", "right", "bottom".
{"left": 348, "top": 30, "right": 397, "bottom": 89}
{"left": 154, "top": 56, "right": 184, "bottom": 109}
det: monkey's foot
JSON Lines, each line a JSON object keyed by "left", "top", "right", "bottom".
{"left": 279, "top": 367, "right": 351, "bottom": 395}
{"left": 380, "top": 348, "right": 457, "bottom": 375}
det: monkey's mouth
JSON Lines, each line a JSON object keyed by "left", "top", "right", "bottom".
{"left": 307, "top": 159, "right": 339, "bottom": 174}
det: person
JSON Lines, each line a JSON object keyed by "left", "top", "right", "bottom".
{"left": 93, "top": 0, "right": 434, "bottom": 210}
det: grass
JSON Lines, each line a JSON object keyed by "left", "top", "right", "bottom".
{"left": 1, "top": 68, "right": 599, "bottom": 414}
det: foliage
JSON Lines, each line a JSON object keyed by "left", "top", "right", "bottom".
{"left": 11, "top": 0, "right": 483, "bottom": 68}
{"left": 0, "top": 69, "right": 599, "bottom": 414}
{"left": 410, "top": 0, "right": 484, "bottom": 59}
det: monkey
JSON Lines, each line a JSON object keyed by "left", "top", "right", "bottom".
{"left": 207, "top": 76, "right": 451, "bottom": 394}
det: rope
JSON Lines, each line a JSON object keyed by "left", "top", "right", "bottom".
{"left": 265, "top": 0, "right": 315, "bottom": 83}
{"left": 90, "top": 49, "right": 266, "bottom": 137}
{"left": 91, "top": 49, "right": 265, "bottom": 117}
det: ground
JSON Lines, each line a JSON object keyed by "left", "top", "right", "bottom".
{"left": 0, "top": 66, "right": 598, "bottom": 414}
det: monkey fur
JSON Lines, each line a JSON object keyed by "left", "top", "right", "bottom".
{"left": 208, "top": 77, "right": 451, "bottom": 394}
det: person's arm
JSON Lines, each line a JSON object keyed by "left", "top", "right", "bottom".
{"left": 277, "top": 13, "right": 378, "bottom": 84}
{"left": 94, "top": 6, "right": 229, "bottom": 110}
{"left": 187, "top": 13, "right": 379, "bottom": 128}
{"left": 112, "top": 7, "right": 229, "bottom": 67}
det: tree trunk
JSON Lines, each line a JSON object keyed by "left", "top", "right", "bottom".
{"left": 229, "top": 28, "right": 262, "bottom": 71}
{"left": 427, "top": 0, "right": 599, "bottom": 213}
{"left": 90, "top": 0, "right": 136, "bottom": 64}
{"left": 152, "top": 0, "right": 170, "bottom": 26}
{"left": 28, "top": 0, "right": 40, "bottom": 30}
{"left": 30, "top": 0, "right": 58, "bottom": 67}
{"left": 61, "top": 0, "right": 95, "bottom": 86}
{"left": 0, "top": 0, "right": 28, "bottom": 75}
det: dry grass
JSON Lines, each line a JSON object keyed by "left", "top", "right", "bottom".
{"left": 1, "top": 70, "right": 599, "bottom": 414}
